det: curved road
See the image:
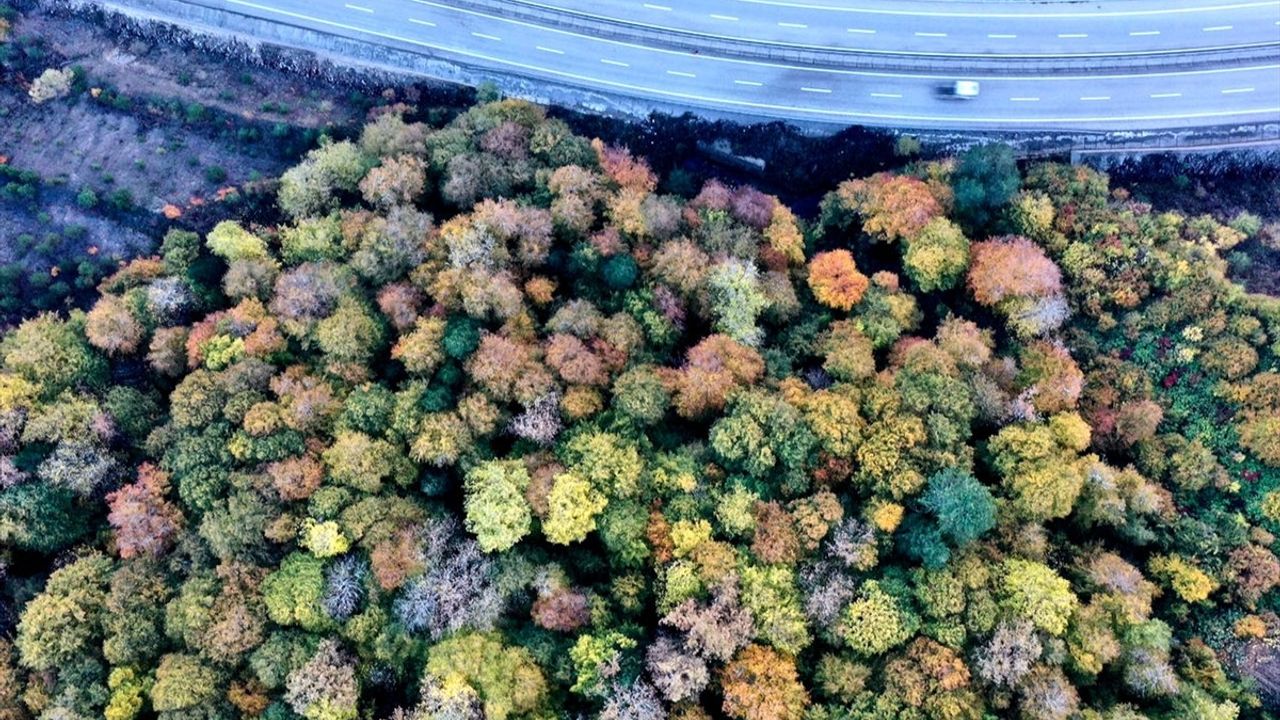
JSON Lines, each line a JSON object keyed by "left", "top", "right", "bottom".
{"left": 169, "top": 0, "right": 1280, "bottom": 130}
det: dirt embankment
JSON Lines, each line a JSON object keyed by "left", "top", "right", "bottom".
{"left": 0, "top": 1, "right": 431, "bottom": 318}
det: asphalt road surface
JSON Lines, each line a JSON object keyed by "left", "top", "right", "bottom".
{"left": 186, "top": 0, "right": 1280, "bottom": 130}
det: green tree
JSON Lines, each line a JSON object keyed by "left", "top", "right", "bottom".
{"left": 316, "top": 297, "right": 387, "bottom": 370}
{"left": 562, "top": 430, "right": 646, "bottom": 499}
{"left": 206, "top": 220, "right": 272, "bottom": 262}
{"left": 0, "top": 481, "right": 89, "bottom": 552}
{"left": 150, "top": 653, "right": 225, "bottom": 713}
{"left": 323, "top": 430, "right": 411, "bottom": 493}
{"left": 569, "top": 630, "right": 637, "bottom": 697}
{"left": 920, "top": 468, "right": 996, "bottom": 546}
{"left": 951, "top": 144, "right": 1020, "bottom": 232}
{"left": 710, "top": 390, "right": 816, "bottom": 497}
{"left": 611, "top": 365, "right": 670, "bottom": 425}
{"left": 464, "top": 459, "right": 533, "bottom": 553}
{"left": 423, "top": 633, "right": 547, "bottom": 720}
{"left": 741, "top": 564, "right": 812, "bottom": 655}
{"left": 16, "top": 553, "right": 112, "bottom": 671}
{"left": 998, "top": 559, "right": 1078, "bottom": 636}
{"left": 262, "top": 553, "right": 332, "bottom": 632}
{"left": 278, "top": 139, "right": 374, "bottom": 219}
{"left": 707, "top": 258, "right": 769, "bottom": 347}
{"left": 838, "top": 580, "right": 919, "bottom": 656}
{"left": 902, "top": 217, "right": 970, "bottom": 292}
{"left": 1, "top": 311, "right": 106, "bottom": 394}
{"left": 544, "top": 471, "right": 608, "bottom": 545}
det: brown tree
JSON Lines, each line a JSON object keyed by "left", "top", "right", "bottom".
{"left": 720, "top": 644, "right": 808, "bottom": 720}
{"left": 808, "top": 250, "right": 870, "bottom": 312}
{"left": 106, "top": 463, "right": 184, "bottom": 559}
{"left": 967, "top": 236, "right": 1062, "bottom": 307}
{"left": 86, "top": 294, "right": 144, "bottom": 356}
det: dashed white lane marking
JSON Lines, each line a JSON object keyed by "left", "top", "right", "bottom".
{"left": 778, "top": 22, "right": 808, "bottom": 27}
{"left": 870, "top": 92, "right": 902, "bottom": 98}
{"left": 641, "top": 3, "right": 671, "bottom": 10}
{"left": 408, "top": 17, "right": 435, "bottom": 26}
{"left": 1222, "top": 87, "right": 1256, "bottom": 93}
{"left": 344, "top": 3, "right": 372, "bottom": 11}
{"left": 801, "top": 86, "right": 833, "bottom": 93}
{"left": 536, "top": 45, "right": 563, "bottom": 53}
{"left": 1010, "top": 96, "right": 1041, "bottom": 101}
{"left": 915, "top": 31, "right": 947, "bottom": 37}
{"left": 1058, "top": 33, "right": 1088, "bottom": 38}
{"left": 847, "top": 28, "right": 876, "bottom": 33}
{"left": 734, "top": 0, "right": 1277, "bottom": 18}
{"left": 601, "top": 58, "right": 629, "bottom": 66}
{"left": 471, "top": 31, "right": 501, "bottom": 40}
{"left": 988, "top": 33, "right": 1017, "bottom": 38}
{"left": 1129, "top": 30, "right": 1161, "bottom": 36}
{"left": 1151, "top": 92, "right": 1183, "bottom": 97}
{"left": 734, "top": 79, "right": 764, "bottom": 86}
{"left": 709, "top": 13, "right": 738, "bottom": 20}
{"left": 1203, "top": 25, "right": 1234, "bottom": 30}
{"left": 667, "top": 69, "right": 696, "bottom": 77}
{"left": 1080, "top": 95, "right": 1111, "bottom": 101}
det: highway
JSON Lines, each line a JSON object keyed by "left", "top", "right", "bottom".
{"left": 164, "top": 0, "right": 1280, "bottom": 130}
{"left": 483, "top": 0, "right": 1280, "bottom": 58}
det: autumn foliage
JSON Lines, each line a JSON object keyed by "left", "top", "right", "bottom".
{"left": 807, "top": 249, "right": 869, "bottom": 312}
{"left": 1, "top": 100, "right": 1275, "bottom": 720}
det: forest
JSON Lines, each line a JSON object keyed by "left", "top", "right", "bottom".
{"left": 1, "top": 97, "right": 1279, "bottom": 720}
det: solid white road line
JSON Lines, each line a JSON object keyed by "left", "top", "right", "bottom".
{"left": 601, "top": 58, "right": 629, "bottom": 66}
{"left": 471, "top": 32, "right": 501, "bottom": 40}
{"left": 344, "top": 4, "right": 372, "bottom": 12}
{"left": 536, "top": 45, "right": 564, "bottom": 53}
{"left": 408, "top": 17, "right": 435, "bottom": 26}
{"left": 1151, "top": 92, "right": 1183, "bottom": 97}
{"left": 801, "top": 86, "right": 833, "bottom": 93}
{"left": 667, "top": 70, "right": 696, "bottom": 77}
{"left": 218, "top": 0, "right": 1280, "bottom": 127}
{"left": 1222, "top": 87, "right": 1256, "bottom": 93}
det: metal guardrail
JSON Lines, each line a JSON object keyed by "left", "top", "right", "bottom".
{"left": 1069, "top": 123, "right": 1280, "bottom": 153}
{"left": 451, "top": 0, "right": 1280, "bottom": 74}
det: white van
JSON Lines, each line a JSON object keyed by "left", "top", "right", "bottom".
{"left": 938, "top": 80, "right": 980, "bottom": 99}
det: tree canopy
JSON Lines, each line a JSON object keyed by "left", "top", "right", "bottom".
{"left": 0, "top": 97, "right": 1277, "bottom": 720}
